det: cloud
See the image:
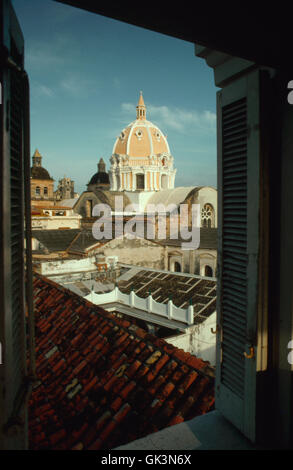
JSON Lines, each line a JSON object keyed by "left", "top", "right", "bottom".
{"left": 121, "top": 102, "right": 135, "bottom": 114}
{"left": 26, "top": 45, "right": 64, "bottom": 70}
{"left": 120, "top": 102, "right": 216, "bottom": 134}
{"left": 60, "top": 76, "right": 99, "bottom": 97}
{"left": 148, "top": 104, "right": 216, "bottom": 133}
{"left": 60, "top": 77, "right": 82, "bottom": 95}
{"left": 31, "top": 81, "right": 55, "bottom": 98}
{"left": 25, "top": 33, "right": 79, "bottom": 71}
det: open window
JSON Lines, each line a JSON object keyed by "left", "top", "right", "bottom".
{"left": 4, "top": 0, "right": 290, "bottom": 451}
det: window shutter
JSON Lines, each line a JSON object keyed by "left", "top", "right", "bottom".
{"left": 216, "top": 70, "right": 262, "bottom": 442}
{"left": 0, "top": 0, "right": 32, "bottom": 449}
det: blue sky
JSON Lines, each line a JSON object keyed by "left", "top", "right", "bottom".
{"left": 12, "top": 0, "right": 218, "bottom": 194}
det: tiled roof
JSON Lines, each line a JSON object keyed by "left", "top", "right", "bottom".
{"left": 66, "top": 227, "right": 217, "bottom": 256}
{"left": 29, "top": 275, "right": 215, "bottom": 450}
{"left": 32, "top": 229, "right": 81, "bottom": 252}
{"left": 158, "top": 228, "right": 218, "bottom": 250}
{"left": 67, "top": 227, "right": 217, "bottom": 256}
{"left": 67, "top": 229, "right": 105, "bottom": 254}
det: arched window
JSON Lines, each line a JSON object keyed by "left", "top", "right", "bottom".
{"left": 201, "top": 203, "right": 214, "bottom": 227}
{"left": 44, "top": 187, "right": 48, "bottom": 196}
{"left": 35, "top": 186, "right": 41, "bottom": 196}
{"left": 204, "top": 265, "right": 213, "bottom": 277}
{"left": 174, "top": 261, "right": 181, "bottom": 272}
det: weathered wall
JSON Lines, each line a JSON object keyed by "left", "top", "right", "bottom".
{"left": 40, "top": 256, "right": 97, "bottom": 275}
{"left": 165, "top": 245, "right": 217, "bottom": 275}
{"left": 91, "top": 236, "right": 165, "bottom": 269}
{"left": 31, "top": 216, "right": 81, "bottom": 230}
{"left": 166, "top": 311, "right": 217, "bottom": 365}
{"left": 198, "top": 249, "right": 217, "bottom": 276}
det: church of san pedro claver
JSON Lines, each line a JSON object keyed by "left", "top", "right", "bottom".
{"left": 65, "top": 92, "right": 218, "bottom": 277}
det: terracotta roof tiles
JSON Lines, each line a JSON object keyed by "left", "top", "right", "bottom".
{"left": 29, "top": 274, "right": 215, "bottom": 450}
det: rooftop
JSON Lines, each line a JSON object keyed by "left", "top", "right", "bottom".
{"left": 29, "top": 275, "right": 215, "bottom": 450}
{"left": 117, "top": 267, "right": 217, "bottom": 322}
{"left": 32, "top": 229, "right": 81, "bottom": 253}
{"left": 32, "top": 227, "right": 217, "bottom": 255}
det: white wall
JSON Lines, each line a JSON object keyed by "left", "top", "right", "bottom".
{"left": 41, "top": 256, "right": 96, "bottom": 275}
{"left": 166, "top": 311, "right": 217, "bottom": 365}
{"left": 85, "top": 287, "right": 194, "bottom": 325}
{"left": 32, "top": 215, "right": 81, "bottom": 230}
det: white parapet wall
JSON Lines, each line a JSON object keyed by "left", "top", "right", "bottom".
{"left": 85, "top": 286, "right": 194, "bottom": 325}
{"left": 84, "top": 286, "right": 217, "bottom": 364}
{"left": 41, "top": 256, "right": 97, "bottom": 276}
{"left": 32, "top": 215, "right": 81, "bottom": 230}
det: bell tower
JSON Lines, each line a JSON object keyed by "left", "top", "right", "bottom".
{"left": 136, "top": 91, "right": 146, "bottom": 120}
{"left": 32, "top": 149, "right": 42, "bottom": 167}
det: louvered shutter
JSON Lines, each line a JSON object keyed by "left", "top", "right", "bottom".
{"left": 0, "top": 0, "right": 32, "bottom": 449}
{"left": 216, "top": 70, "right": 261, "bottom": 442}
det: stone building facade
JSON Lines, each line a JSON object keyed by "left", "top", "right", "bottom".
{"left": 54, "top": 176, "right": 76, "bottom": 202}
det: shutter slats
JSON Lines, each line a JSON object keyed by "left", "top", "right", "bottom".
{"left": 222, "top": 298, "right": 247, "bottom": 316}
{"left": 221, "top": 97, "right": 247, "bottom": 398}
{"left": 10, "top": 62, "right": 25, "bottom": 395}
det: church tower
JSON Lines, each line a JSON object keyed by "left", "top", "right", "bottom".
{"left": 30, "top": 149, "right": 55, "bottom": 207}
{"left": 32, "top": 148, "right": 42, "bottom": 167}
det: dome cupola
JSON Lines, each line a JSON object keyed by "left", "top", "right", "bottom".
{"left": 109, "top": 92, "right": 176, "bottom": 192}
{"left": 30, "top": 149, "right": 53, "bottom": 180}
{"left": 87, "top": 158, "right": 110, "bottom": 190}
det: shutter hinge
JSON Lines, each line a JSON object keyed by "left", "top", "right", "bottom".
{"left": 211, "top": 325, "right": 220, "bottom": 334}
{"left": 244, "top": 346, "right": 255, "bottom": 359}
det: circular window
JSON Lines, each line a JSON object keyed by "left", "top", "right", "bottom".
{"left": 136, "top": 130, "right": 143, "bottom": 139}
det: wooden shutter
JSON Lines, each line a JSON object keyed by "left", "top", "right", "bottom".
{"left": 216, "top": 70, "right": 262, "bottom": 442}
{"left": 0, "top": 0, "right": 32, "bottom": 449}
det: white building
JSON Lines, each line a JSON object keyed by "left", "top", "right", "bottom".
{"left": 31, "top": 206, "right": 82, "bottom": 230}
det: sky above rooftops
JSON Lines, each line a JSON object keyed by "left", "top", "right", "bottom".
{"left": 12, "top": 0, "right": 218, "bottom": 194}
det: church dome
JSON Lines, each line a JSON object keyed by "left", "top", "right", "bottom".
{"left": 31, "top": 166, "right": 52, "bottom": 180}
{"left": 89, "top": 172, "right": 110, "bottom": 185}
{"left": 30, "top": 149, "right": 53, "bottom": 180}
{"left": 109, "top": 93, "right": 176, "bottom": 192}
{"left": 112, "top": 92, "right": 170, "bottom": 158}
{"left": 88, "top": 158, "right": 110, "bottom": 188}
